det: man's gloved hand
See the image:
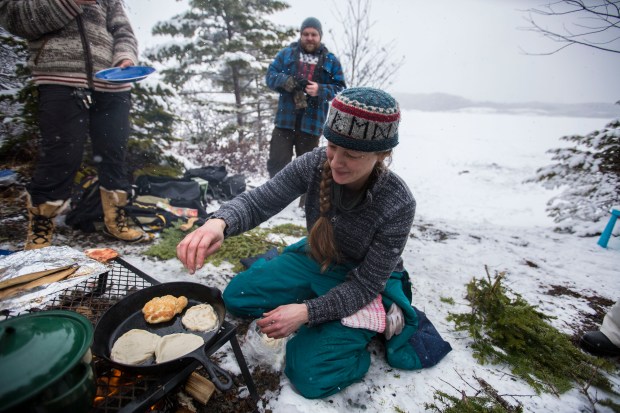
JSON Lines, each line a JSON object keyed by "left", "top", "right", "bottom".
{"left": 294, "top": 76, "right": 309, "bottom": 91}
{"left": 283, "top": 76, "right": 297, "bottom": 92}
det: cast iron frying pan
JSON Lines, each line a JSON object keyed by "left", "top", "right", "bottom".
{"left": 92, "top": 281, "right": 232, "bottom": 390}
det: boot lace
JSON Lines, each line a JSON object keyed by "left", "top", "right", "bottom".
{"left": 31, "top": 215, "right": 53, "bottom": 245}
{"left": 115, "top": 206, "right": 131, "bottom": 233}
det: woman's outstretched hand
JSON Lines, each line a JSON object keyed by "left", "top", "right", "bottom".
{"left": 257, "top": 303, "right": 309, "bottom": 339}
{"left": 176, "top": 218, "right": 226, "bottom": 274}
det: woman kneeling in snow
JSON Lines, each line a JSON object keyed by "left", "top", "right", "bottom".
{"left": 177, "top": 87, "right": 451, "bottom": 399}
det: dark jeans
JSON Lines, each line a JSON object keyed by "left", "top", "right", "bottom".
{"left": 267, "top": 127, "right": 320, "bottom": 178}
{"left": 28, "top": 85, "right": 132, "bottom": 205}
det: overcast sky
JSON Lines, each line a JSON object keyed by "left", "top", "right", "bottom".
{"left": 127, "top": 0, "right": 620, "bottom": 105}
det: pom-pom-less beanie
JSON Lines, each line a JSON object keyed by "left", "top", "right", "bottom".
{"left": 323, "top": 87, "right": 400, "bottom": 152}
{"left": 300, "top": 17, "right": 323, "bottom": 37}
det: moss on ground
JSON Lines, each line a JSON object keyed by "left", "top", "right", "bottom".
{"left": 144, "top": 222, "right": 307, "bottom": 273}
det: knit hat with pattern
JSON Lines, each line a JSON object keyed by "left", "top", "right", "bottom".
{"left": 301, "top": 17, "right": 322, "bottom": 37}
{"left": 323, "top": 87, "right": 400, "bottom": 152}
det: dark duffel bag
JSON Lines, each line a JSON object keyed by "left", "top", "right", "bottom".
{"left": 134, "top": 175, "right": 208, "bottom": 217}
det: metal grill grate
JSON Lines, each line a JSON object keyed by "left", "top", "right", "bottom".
{"left": 8, "top": 258, "right": 189, "bottom": 413}
{"left": 3, "top": 257, "right": 257, "bottom": 413}
{"left": 42, "top": 259, "right": 156, "bottom": 323}
{"left": 39, "top": 258, "right": 169, "bottom": 413}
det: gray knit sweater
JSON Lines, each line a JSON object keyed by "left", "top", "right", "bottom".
{"left": 212, "top": 146, "right": 416, "bottom": 326}
{"left": 0, "top": 0, "right": 138, "bottom": 92}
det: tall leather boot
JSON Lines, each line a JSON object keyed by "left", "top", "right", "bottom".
{"left": 100, "top": 187, "right": 149, "bottom": 242}
{"left": 25, "top": 195, "right": 69, "bottom": 250}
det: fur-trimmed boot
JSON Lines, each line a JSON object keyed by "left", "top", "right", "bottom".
{"left": 100, "top": 187, "right": 149, "bottom": 242}
{"left": 25, "top": 195, "right": 69, "bottom": 250}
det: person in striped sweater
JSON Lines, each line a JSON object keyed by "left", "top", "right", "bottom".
{"left": 0, "top": 0, "right": 149, "bottom": 249}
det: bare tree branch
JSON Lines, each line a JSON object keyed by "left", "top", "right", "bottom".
{"left": 329, "top": 0, "right": 405, "bottom": 88}
{"left": 521, "top": 0, "right": 620, "bottom": 54}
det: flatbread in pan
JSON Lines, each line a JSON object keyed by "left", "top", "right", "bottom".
{"left": 111, "top": 329, "right": 160, "bottom": 365}
{"left": 92, "top": 281, "right": 232, "bottom": 390}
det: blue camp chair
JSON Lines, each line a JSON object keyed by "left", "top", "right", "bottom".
{"left": 597, "top": 207, "right": 620, "bottom": 248}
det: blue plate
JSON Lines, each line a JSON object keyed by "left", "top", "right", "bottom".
{"left": 94, "top": 66, "right": 155, "bottom": 83}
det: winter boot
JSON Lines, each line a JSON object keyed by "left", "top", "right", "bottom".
{"left": 100, "top": 187, "right": 149, "bottom": 242}
{"left": 25, "top": 195, "right": 68, "bottom": 250}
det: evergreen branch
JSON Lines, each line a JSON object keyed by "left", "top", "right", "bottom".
{"left": 475, "top": 376, "right": 523, "bottom": 413}
{"left": 447, "top": 268, "right": 615, "bottom": 396}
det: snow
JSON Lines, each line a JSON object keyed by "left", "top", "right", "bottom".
{"left": 119, "top": 109, "right": 619, "bottom": 412}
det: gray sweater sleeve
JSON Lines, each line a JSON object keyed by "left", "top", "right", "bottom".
{"left": 210, "top": 148, "right": 321, "bottom": 235}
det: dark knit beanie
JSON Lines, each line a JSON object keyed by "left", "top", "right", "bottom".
{"left": 301, "top": 17, "right": 322, "bottom": 37}
{"left": 323, "top": 87, "right": 400, "bottom": 152}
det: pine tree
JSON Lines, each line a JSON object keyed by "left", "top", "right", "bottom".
{"left": 148, "top": 0, "right": 295, "bottom": 144}
{"left": 127, "top": 80, "right": 183, "bottom": 177}
{"left": 528, "top": 119, "right": 620, "bottom": 235}
{"left": 0, "top": 28, "right": 39, "bottom": 168}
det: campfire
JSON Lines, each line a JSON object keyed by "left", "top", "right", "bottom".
{"left": 94, "top": 369, "right": 137, "bottom": 406}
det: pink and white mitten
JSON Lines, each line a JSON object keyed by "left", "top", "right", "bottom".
{"left": 341, "top": 295, "right": 386, "bottom": 333}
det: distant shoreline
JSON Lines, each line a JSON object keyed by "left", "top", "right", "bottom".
{"left": 393, "top": 92, "right": 619, "bottom": 119}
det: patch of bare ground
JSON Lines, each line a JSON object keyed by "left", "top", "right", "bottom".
{"left": 545, "top": 284, "right": 615, "bottom": 346}
{"left": 410, "top": 222, "right": 458, "bottom": 242}
{"left": 193, "top": 364, "right": 280, "bottom": 413}
{"left": 203, "top": 315, "right": 281, "bottom": 413}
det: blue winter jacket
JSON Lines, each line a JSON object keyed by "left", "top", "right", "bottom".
{"left": 266, "top": 42, "right": 346, "bottom": 137}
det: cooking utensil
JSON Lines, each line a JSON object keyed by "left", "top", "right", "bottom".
{"left": 0, "top": 310, "right": 95, "bottom": 413}
{"left": 0, "top": 264, "right": 75, "bottom": 290}
{"left": 92, "top": 281, "right": 232, "bottom": 391}
{"left": 0, "top": 264, "right": 78, "bottom": 300}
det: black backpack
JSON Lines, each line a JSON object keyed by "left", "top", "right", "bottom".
{"left": 217, "top": 174, "right": 247, "bottom": 200}
{"left": 65, "top": 175, "right": 209, "bottom": 233}
{"left": 184, "top": 166, "right": 246, "bottom": 201}
{"left": 134, "top": 175, "right": 208, "bottom": 217}
{"left": 123, "top": 197, "right": 194, "bottom": 232}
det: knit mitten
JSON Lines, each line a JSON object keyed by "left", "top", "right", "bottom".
{"left": 341, "top": 295, "right": 386, "bottom": 333}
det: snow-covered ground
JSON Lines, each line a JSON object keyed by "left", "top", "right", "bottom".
{"left": 122, "top": 109, "right": 619, "bottom": 412}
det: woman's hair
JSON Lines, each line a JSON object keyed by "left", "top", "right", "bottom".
{"left": 308, "top": 152, "right": 391, "bottom": 272}
{"left": 308, "top": 160, "right": 338, "bottom": 272}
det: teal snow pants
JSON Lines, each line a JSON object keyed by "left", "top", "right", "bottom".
{"left": 223, "top": 238, "right": 423, "bottom": 399}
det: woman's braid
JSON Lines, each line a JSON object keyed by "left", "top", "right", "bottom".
{"left": 309, "top": 160, "right": 339, "bottom": 272}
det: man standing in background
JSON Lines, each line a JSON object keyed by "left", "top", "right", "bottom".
{"left": 0, "top": 0, "right": 149, "bottom": 249}
{"left": 265, "top": 17, "right": 346, "bottom": 182}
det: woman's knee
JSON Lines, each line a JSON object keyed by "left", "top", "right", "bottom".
{"left": 284, "top": 325, "right": 372, "bottom": 398}
{"left": 222, "top": 275, "right": 252, "bottom": 317}
{"left": 222, "top": 268, "right": 275, "bottom": 318}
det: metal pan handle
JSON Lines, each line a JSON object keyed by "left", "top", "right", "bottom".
{"left": 192, "top": 352, "right": 233, "bottom": 391}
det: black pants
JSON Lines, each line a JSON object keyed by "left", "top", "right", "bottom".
{"left": 266, "top": 127, "right": 320, "bottom": 178}
{"left": 28, "top": 85, "right": 131, "bottom": 205}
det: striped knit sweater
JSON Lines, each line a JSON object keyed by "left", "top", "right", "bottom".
{"left": 0, "top": 0, "right": 138, "bottom": 92}
{"left": 211, "top": 146, "right": 416, "bottom": 326}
